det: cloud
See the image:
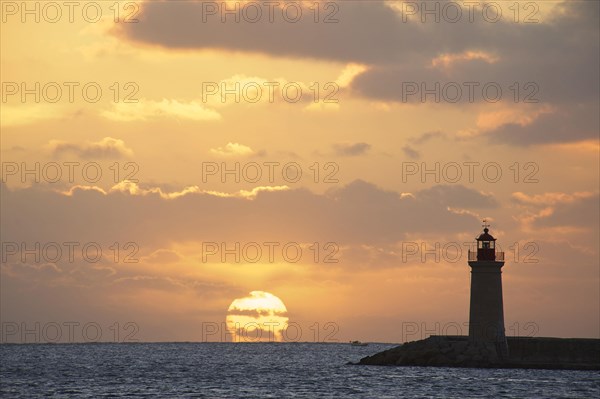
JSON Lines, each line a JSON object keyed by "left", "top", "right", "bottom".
{"left": 113, "top": 1, "right": 397, "bottom": 62}
{"left": 112, "top": 1, "right": 599, "bottom": 145}
{"left": 533, "top": 194, "right": 599, "bottom": 229}
{"left": 335, "top": 63, "right": 369, "bottom": 88}
{"left": 1, "top": 262, "right": 62, "bottom": 278}
{"left": 108, "top": 181, "right": 202, "bottom": 199}
{"left": 210, "top": 142, "right": 256, "bottom": 157}
{"left": 114, "top": 1, "right": 598, "bottom": 103}
{"left": 141, "top": 249, "right": 183, "bottom": 264}
{"left": 60, "top": 181, "right": 290, "bottom": 201}
{"left": 1, "top": 179, "right": 487, "bottom": 250}
{"left": 226, "top": 308, "right": 287, "bottom": 317}
{"left": 1, "top": 104, "right": 68, "bottom": 127}
{"left": 404, "top": 131, "right": 446, "bottom": 156}
{"left": 201, "top": 73, "right": 345, "bottom": 109}
{"left": 204, "top": 185, "right": 290, "bottom": 200}
{"left": 511, "top": 191, "right": 594, "bottom": 207}
{"left": 0, "top": 253, "right": 242, "bottom": 343}
{"left": 485, "top": 103, "right": 599, "bottom": 146}
{"left": 50, "top": 137, "right": 134, "bottom": 159}
{"left": 430, "top": 50, "right": 499, "bottom": 69}
{"left": 411, "top": 131, "right": 446, "bottom": 145}
{"left": 332, "top": 142, "right": 371, "bottom": 156}
{"left": 417, "top": 185, "right": 498, "bottom": 209}
{"left": 102, "top": 99, "right": 221, "bottom": 121}
{"left": 350, "top": 2, "right": 598, "bottom": 106}
{"left": 402, "top": 145, "right": 420, "bottom": 159}
{"left": 511, "top": 191, "right": 599, "bottom": 243}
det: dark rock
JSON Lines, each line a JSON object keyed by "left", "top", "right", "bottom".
{"left": 358, "top": 336, "right": 600, "bottom": 370}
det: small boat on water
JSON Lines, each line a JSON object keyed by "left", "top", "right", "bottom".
{"left": 349, "top": 340, "right": 368, "bottom": 346}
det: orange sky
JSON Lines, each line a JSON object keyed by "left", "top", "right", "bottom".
{"left": 1, "top": 1, "right": 598, "bottom": 343}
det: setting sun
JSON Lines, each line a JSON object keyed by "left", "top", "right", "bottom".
{"left": 226, "top": 291, "right": 289, "bottom": 342}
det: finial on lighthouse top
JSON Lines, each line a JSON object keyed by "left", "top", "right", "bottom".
{"left": 477, "top": 219, "right": 495, "bottom": 242}
{"left": 482, "top": 219, "right": 490, "bottom": 234}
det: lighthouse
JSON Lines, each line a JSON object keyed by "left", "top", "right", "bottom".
{"left": 468, "top": 221, "right": 508, "bottom": 356}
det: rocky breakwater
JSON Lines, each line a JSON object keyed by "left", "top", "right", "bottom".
{"left": 358, "top": 336, "right": 600, "bottom": 370}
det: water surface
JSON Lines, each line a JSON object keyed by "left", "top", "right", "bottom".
{"left": 1, "top": 343, "right": 598, "bottom": 398}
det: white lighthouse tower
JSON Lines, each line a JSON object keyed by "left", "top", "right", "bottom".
{"left": 468, "top": 221, "right": 508, "bottom": 356}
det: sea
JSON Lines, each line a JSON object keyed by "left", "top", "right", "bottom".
{"left": 1, "top": 343, "right": 598, "bottom": 398}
